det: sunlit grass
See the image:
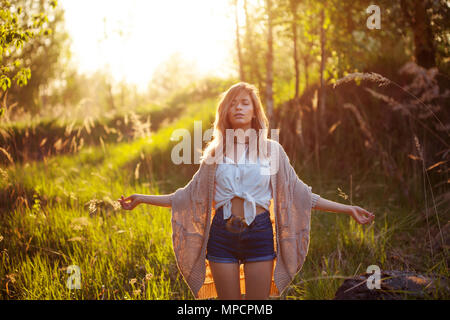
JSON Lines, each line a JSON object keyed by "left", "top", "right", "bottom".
{"left": 0, "top": 200, "right": 189, "bottom": 299}
{"left": 0, "top": 98, "right": 217, "bottom": 300}
{"left": 1, "top": 94, "right": 447, "bottom": 299}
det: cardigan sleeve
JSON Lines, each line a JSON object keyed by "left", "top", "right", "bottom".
{"left": 171, "top": 161, "right": 206, "bottom": 207}
{"left": 277, "top": 142, "right": 321, "bottom": 211}
{"left": 170, "top": 161, "right": 208, "bottom": 288}
{"left": 311, "top": 193, "right": 321, "bottom": 209}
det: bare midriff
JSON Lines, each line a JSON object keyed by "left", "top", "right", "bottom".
{"left": 213, "top": 197, "right": 267, "bottom": 218}
{"left": 231, "top": 197, "right": 267, "bottom": 217}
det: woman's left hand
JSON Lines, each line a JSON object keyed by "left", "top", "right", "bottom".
{"left": 117, "top": 194, "right": 142, "bottom": 210}
{"left": 348, "top": 205, "right": 375, "bottom": 225}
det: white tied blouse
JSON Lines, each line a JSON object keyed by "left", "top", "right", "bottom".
{"left": 214, "top": 143, "right": 272, "bottom": 226}
{"left": 214, "top": 143, "right": 321, "bottom": 226}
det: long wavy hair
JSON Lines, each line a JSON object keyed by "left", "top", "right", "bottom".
{"left": 200, "top": 82, "right": 270, "bottom": 164}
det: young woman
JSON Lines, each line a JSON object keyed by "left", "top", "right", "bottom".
{"left": 118, "top": 82, "right": 375, "bottom": 300}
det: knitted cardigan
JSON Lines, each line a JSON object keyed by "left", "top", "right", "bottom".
{"left": 171, "top": 139, "right": 319, "bottom": 299}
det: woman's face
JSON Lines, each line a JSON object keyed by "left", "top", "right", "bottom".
{"left": 227, "top": 91, "right": 254, "bottom": 131}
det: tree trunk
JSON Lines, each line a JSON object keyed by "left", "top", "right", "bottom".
{"left": 290, "top": 0, "right": 300, "bottom": 99}
{"left": 244, "top": 0, "right": 263, "bottom": 90}
{"left": 106, "top": 81, "right": 115, "bottom": 110}
{"left": 265, "top": 0, "right": 274, "bottom": 128}
{"left": 400, "top": 0, "right": 436, "bottom": 68}
{"left": 319, "top": 8, "right": 326, "bottom": 131}
{"left": 234, "top": 0, "right": 246, "bottom": 81}
{"left": 303, "top": 56, "right": 310, "bottom": 89}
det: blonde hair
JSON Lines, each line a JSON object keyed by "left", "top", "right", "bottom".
{"left": 200, "top": 82, "right": 270, "bottom": 164}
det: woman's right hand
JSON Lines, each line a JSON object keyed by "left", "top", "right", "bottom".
{"left": 118, "top": 194, "right": 141, "bottom": 210}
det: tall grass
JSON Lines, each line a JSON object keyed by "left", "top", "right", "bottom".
{"left": 0, "top": 97, "right": 216, "bottom": 300}
{"left": 1, "top": 72, "right": 448, "bottom": 299}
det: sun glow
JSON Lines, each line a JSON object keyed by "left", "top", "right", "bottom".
{"left": 60, "top": 0, "right": 237, "bottom": 90}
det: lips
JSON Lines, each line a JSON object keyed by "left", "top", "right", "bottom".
{"left": 235, "top": 114, "right": 244, "bottom": 117}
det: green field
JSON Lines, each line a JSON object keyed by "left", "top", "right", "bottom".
{"left": 1, "top": 95, "right": 447, "bottom": 300}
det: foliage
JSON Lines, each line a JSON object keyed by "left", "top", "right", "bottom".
{"left": 1, "top": 92, "right": 448, "bottom": 299}
{"left": 1, "top": 0, "right": 69, "bottom": 116}
{"left": 0, "top": 0, "right": 57, "bottom": 93}
{"left": 0, "top": 0, "right": 448, "bottom": 300}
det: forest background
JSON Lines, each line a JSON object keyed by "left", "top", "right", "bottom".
{"left": 0, "top": 0, "right": 448, "bottom": 299}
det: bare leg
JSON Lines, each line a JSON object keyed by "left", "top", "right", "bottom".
{"left": 209, "top": 261, "right": 242, "bottom": 300}
{"left": 244, "top": 259, "right": 274, "bottom": 300}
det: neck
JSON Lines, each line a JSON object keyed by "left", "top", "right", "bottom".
{"left": 232, "top": 124, "right": 252, "bottom": 131}
{"left": 233, "top": 136, "right": 249, "bottom": 144}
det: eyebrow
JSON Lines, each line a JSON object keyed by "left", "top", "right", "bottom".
{"left": 232, "top": 98, "right": 250, "bottom": 102}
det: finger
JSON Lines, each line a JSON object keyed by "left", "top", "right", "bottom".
{"left": 122, "top": 201, "right": 132, "bottom": 209}
{"left": 364, "top": 210, "right": 374, "bottom": 217}
{"left": 360, "top": 214, "right": 370, "bottom": 224}
{"left": 353, "top": 213, "right": 363, "bottom": 224}
{"left": 363, "top": 211, "right": 372, "bottom": 218}
{"left": 351, "top": 209, "right": 364, "bottom": 224}
{"left": 130, "top": 200, "right": 138, "bottom": 209}
{"left": 360, "top": 210, "right": 373, "bottom": 221}
{"left": 123, "top": 200, "right": 135, "bottom": 210}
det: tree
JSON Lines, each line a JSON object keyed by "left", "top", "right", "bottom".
{"left": 265, "top": 0, "right": 274, "bottom": 126}
{"left": 233, "top": 0, "right": 246, "bottom": 82}
{"left": 289, "top": 0, "right": 300, "bottom": 98}
{"left": 0, "top": 0, "right": 68, "bottom": 111}
{"left": 243, "top": 0, "right": 264, "bottom": 92}
{"left": 400, "top": 0, "right": 436, "bottom": 69}
{"left": 0, "top": 0, "right": 58, "bottom": 112}
{"left": 147, "top": 52, "right": 201, "bottom": 104}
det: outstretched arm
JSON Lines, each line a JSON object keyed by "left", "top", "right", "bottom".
{"left": 314, "top": 197, "right": 375, "bottom": 225}
{"left": 118, "top": 193, "right": 174, "bottom": 210}
{"left": 276, "top": 140, "right": 375, "bottom": 225}
{"left": 118, "top": 160, "right": 208, "bottom": 211}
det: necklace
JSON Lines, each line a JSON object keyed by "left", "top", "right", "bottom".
{"left": 233, "top": 138, "right": 249, "bottom": 144}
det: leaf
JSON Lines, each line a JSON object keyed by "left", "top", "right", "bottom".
{"left": 426, "top": 161, "right": 447, "bottom": 171}
{"left": 407, "top": 154, "right": 421, "bottom": 161}
{"left": 68, "top": 236, "right": 84, "bottom": 242}
{"left": 134, "top": 162, "right": 141, "bottom": 180}
{"left": 40, "top": 138, "right": 47, "bottom": 147}
{"left": 328, "top": 121, "right": 341, "bottom": 134}
{"left": 0, "top": 147, "right": 14, "bottom": 164}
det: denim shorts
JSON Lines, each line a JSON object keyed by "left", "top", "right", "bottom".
{"left": 206, "top": 206, "right": 277, "bottom": 264}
